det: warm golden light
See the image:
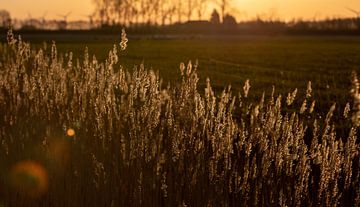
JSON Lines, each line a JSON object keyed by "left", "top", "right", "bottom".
{"left": 66, "top": 128, "right": 75, "bottom": 137}
{"left": 2, "top": 0, "right": 360, "bottom": 21}
{"left": 237, "top": 0, "right": 360, "bottom": 21}
{"left": 1, "top": 0, "right": 94, "bottom": 21}
{"left": 9, "top": 160, "right": 49, "bottom": 198}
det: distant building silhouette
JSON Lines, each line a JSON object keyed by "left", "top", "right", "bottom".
{"left": 210, "top": 9, "right": 220, "bottom": 24}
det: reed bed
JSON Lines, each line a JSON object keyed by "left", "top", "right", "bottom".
{"left": 0, "top": 30, "right": 359, "bottom": 206}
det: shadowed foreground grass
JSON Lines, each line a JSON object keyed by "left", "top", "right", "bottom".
{"left": 0, "top": 31, "right": 359, "bottom": 206}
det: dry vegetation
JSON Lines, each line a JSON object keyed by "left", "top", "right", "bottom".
{"left": 0, "top": 30, "right": 359, "bottom": 206}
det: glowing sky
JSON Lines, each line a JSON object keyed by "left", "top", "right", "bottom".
{"left": 238, "top": 0, "right": 360, "bottom": 21}
{"left": 1, "top": 0, "right": 94, "bottom": 21}
{"left": 2, "top": 0, "right": 360, "bottom": 21}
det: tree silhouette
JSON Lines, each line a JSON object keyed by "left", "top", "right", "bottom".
{"left": 223, "top": 14, "right": 236, "bottom": 26}
{"left": 217, "top": 0, "right": 232, "bottom": 22}
{"left": 0, "top": 10, "right": 11, "bottom": 28}
{"left": 195, "top": 0, "right": 209, "bottom": 20}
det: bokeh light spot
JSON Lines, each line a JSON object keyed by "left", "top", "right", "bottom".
{"left": 66, "top": 128, "right": 75, "bottom": 137}
{"left": 9, "top": 160, "right": 48, "bottom": 198}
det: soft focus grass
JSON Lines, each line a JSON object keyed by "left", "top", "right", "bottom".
{"left": 44, "top": 35, "right": 360, "bottom": 113}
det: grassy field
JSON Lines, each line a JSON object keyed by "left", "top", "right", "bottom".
{"left": 1, "top": 32, "right": 360, "bottom": 206}
{"left": 6, "top": 34, "right": 360, "bottom": 99}
{"left": 46, "top": 35, "right": 360, "bottom": 107}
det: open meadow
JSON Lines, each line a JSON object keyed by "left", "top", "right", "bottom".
{"left": 34, "top": 34, "right": 360, "bottom": 115}
{"left": 0, "top": 31, "right": 360, "bottom": 206}
{"left": 21, "top": 34, "right": 360, "bottom": 97}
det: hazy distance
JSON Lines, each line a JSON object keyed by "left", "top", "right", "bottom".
{"left": 2, "top": 0, "right": 360, "bottom": 21}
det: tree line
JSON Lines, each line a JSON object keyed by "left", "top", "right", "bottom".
{"left": 92, "top": 0, "right": 233, "bottom": 26}
{"left": 0, "top": 10, "right": 11, "bottom": 28}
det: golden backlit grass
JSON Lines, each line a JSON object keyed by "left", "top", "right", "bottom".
{"left": 0, "top": 30, "right": 359, "bottom": 206}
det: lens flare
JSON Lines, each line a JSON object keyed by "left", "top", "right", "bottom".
{"left": 9, "top": 161, "right": 48, "bottom": 198}
{"left": 66, "top": 128, "right": 75, "bottom": 137}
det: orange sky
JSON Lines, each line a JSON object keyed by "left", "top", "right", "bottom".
{"left": 2, "top": 0, "right": 360, "bottom": 21}
{"left": 1, "top": 0, "right": 94, "bottom": 21}
{"left": 238, "top": 0, "right": 360, "bottom": 21}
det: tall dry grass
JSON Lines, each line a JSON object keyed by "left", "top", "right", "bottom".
{"left": 0, "top": 30, "right": 359, "bottom": 206}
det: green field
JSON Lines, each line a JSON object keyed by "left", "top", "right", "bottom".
{"left": 43, "top": 35, "right": 360, "bottom": 112}
{"left": 17, "top": 35, "right": 360, "bottom": 90}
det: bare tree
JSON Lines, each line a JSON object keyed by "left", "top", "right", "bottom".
{"left": 111, "top": 0, "right": 123, "bottom": 24}
{"left": 92, "top": 0, "right": 217, "bottom": 26}
{"left": 151, "top": 0, "right": 161, "bottom": 25}
{"left": 129, "top": 0, "right": 141, "bottom": 25}
{"left": 216, "top": 0, "right": 232, "bottom": 22}
{"left": 159, "top": 0, "right": 176, "bottom": 25}
{"left": 139, "top": 0, "right": 149, "bottom": 24}
{"left": 93, "top": 0, "right": 112, "bottom": 25}
{"left": 0, "top": 10, "right": 11, "bottom": 28}
{"left": 176, "top": 0, "right": 184, "bottom": 23}
{"left": 186, "top": 0, "right": 193, "bottom": 21}
{"left": 195, "top": 0, "right": 209, "bottom": 20}
{"left": 145, "top": 0, "right": 157, "bottom": 24}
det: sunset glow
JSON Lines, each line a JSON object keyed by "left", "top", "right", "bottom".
{"left": 238, "top": 0, "right": 360, "bottom": 21}
{"left": 2, "top": 0, "right": 360, "bottom": 21}
{"left": 1, "top": 0, "right": 94, "bottom": 21}
{"left": 2, "top": 0, "right": 360, "bottom": 204}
